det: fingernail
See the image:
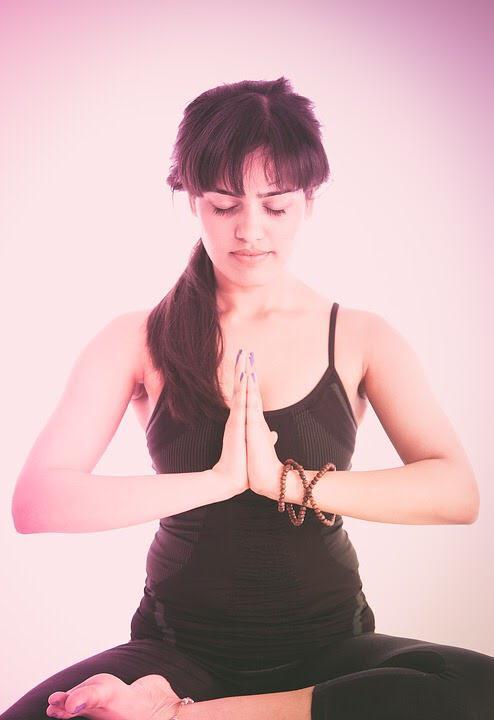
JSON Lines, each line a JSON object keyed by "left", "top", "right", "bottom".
{"left": 249, "top": 351, "right": 255, "bottom": 367}
{"left": 73, "top": 703, "right": 86, "bottom": 713}
{"left": 251, "top": 372, "right": 256, "bottom": 383}
{"left": 240, "top": 372, "right": 244, "bottom": 381}
{"left": 235, "top": 348, "right": 243, "bottom": 367}
{"left": 51, "top": 701, "right": 61, "bottom": 707}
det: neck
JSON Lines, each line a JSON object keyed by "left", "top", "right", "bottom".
{"left": 215, "top": 271, "right": 307, "bottom": 320}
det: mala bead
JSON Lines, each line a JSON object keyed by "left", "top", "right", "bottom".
{"left": 278, "top": 459, "right": 307, "bottom": 526}
{"left": 303, "top": 461, "right": 338, "bottom": 527}
{"left": 279, "top": 458, "right": 337, "bottom": 527}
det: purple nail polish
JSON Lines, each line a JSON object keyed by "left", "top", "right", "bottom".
{"left": 235, "top": 348, "right": 242, "bottom": 367}
{"left": 240, "top": 372, "right": 244, "bottom": 381}
{"left": 249, "top": 351, "right": 255, "bottom": 367}
{"left": 251, "top": 372, "right": 256, "bottom": 383}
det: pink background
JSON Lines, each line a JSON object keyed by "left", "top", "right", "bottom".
{"left": 1, "top": 0, "right": 493, "bottom": 709}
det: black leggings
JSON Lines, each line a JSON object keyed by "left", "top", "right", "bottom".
{"left": 1, "top": 630, "right": 493, "bottom": 719}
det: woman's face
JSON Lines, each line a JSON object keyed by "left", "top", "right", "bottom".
{"left": 188, "top": 153, "right": 313, "bottom": 286}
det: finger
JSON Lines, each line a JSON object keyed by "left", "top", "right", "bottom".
{"left": 232, "top": 348, "right": 247, "bottom": 422}
{"left": 246, "top": 363, "right": 261, "bottom": 421}
{"left": 247, "top": 352, "right": 263, "bottom": 413}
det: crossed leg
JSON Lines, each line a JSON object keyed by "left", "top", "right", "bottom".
{"left": 2, "top": 631, "right": 494, "bottom": 720}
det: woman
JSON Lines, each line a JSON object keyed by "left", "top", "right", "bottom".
{"left": 4, "top": 77, "right": 493, "bottom": 720}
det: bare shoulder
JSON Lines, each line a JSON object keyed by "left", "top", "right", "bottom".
{"left": 335, "top": 302, "right": 369, "bottom": 337}
{"left": 330, "top": 301, "right": 370, "bottom": 381}
{"left": 354, "top": 307, "right": 412, "bottom": 376}
{"left": 97, "top": 308, "right": 150, "bottom": 396}
{"left": 116, "top": 308, "right": 155, "bottom": 390}
{"left": 338, "top": 304, "right": 415, "bottom": 386}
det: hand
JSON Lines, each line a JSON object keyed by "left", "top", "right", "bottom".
{"left": 246, "top": 352, "right": 284, "bottom": 500}
{"left": 211, "top": 349, "right": 250, "bottom": 498}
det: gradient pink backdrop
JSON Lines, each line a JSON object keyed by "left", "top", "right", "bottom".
{"left": 1, "top": 0, "right": 493, "bottom": 710}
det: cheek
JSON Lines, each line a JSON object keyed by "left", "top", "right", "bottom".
{"left": 202, "top": 212, "right": 229, "bottom": 235}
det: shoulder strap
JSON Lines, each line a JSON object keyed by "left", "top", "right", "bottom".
{"left": 328, "top": 301, "right": 339, "bottom": 371}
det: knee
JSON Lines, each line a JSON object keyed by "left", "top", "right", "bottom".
{"left": 380, "top": 642, "right": 494, "bottom": 717}
{"left": 419, "top": 644, "right": 494, "bottom": 717}
{"left": 452, "top": 648, "right": 494, "bottom": 717}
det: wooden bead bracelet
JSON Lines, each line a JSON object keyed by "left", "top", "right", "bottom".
{"left": 278, "top": 458, "right": 337, "bottom": 527}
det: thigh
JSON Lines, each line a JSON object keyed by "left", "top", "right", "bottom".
{"left": 0, "top": 638, "right": 235, "bottom": 720}
{"left": 298, "top": 630, "right": 494, "bottom": 718}
{"left": 299, "top": 630, "right": 494, "bottom": 683}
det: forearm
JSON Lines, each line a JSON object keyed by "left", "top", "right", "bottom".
{"left": 282, "top": 458, "right": 479, "bottom": 525}
{"left": 12, "top": 468, "right": 224, "bottom": 534}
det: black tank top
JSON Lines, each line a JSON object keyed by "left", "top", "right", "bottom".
{"left": 130, "top": 302, "right": 375, "bottom": 669}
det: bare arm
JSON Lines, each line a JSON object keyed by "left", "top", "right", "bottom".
{"left": 11, "top": 311, "right": 229, "bottom": 534}
{"left": 282, "top": 458, "right": 476, "bottom": 525}
{"left": 281, "top": 310, "right": 479, "bottom": 525}
{"left": 13, "top": 467, "right": 223, "bottom": 533}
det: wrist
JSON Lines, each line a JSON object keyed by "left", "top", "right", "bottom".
{"left": 283, "top": 466, "right": 309, "bottom": 506}
{"left": 278, "top": 460, "right": 338, "bottom": 528}
{"left": 207, "top": 468, "right": 235, "bottom": 501}
{"left": 269, "top": 460, "right": 287, "bottom": 501}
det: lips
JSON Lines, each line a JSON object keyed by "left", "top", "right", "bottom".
{"left": 232, "top": 251, "right": 270, "bottom": 256}
{"left": 231, "top": 251, "right": 272, "bottom": 265}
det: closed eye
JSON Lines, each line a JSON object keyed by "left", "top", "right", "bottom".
{"left": 212, "top": 206, "right": 286, "bottom": 217}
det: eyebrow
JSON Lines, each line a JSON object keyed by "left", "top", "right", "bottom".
{"left": 210, "top": 187, "right": 293, "bottom": 198}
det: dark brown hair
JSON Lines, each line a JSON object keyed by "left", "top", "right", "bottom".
{"left": 146, "top": 76, "right": 330, "bottom": 428}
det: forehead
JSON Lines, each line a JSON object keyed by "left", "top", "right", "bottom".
{"left": 207, "top": 185, "right": 296, "bottom": 199}
{"left": 205, "top": 151, "right": 298, "bottom": 198}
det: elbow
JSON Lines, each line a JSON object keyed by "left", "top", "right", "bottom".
{"left": 12, "top": 479, "right": 36, "bottom": 533}
{"left": 12, "top": 507, "right": 34, "bottom": 534}
{"left": 465, "top": 477, "right": 481, "bottom": 524}
{"left": 14, "top": 521, "right": 33, "bottom": 534}
{"left": 13, "top": 513, "right": 44, "bottom": 534}
{"left": 456, "top": 486, "right": 480, "bottom": 525}
{"left": 12, "top": 496, "right": 25, "bottom": 532}
{"left": 12, "top": 473, "right": 53, "bottom": 533}
{"left": 459, "top": 510, "right": 478, "bottom": 525}
{"left": 445, "top": 466, "right": 480, "bottom": 524}
{"left": 12, "top": 511, "right": 33, "bottom": 534}
{"left": 11, "top": 495, "right": 39, "bottom": 534}
{"left": 462, "top": 501, "right": 480, "bottom": 525}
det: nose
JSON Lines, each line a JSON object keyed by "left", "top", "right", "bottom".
{"left": 234, "top": 205, "right": 265, "bottom": 242}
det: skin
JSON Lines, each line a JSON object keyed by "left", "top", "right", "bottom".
{"left": 44, "top": 151, "right": 322, "bottom": 718}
